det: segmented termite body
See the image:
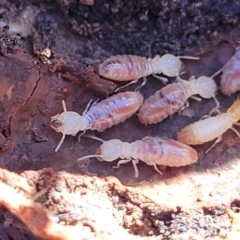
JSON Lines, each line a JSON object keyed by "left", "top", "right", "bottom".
{"left": 78, "top": 137, "right": 198, "bottom": 178}
{"left": 99, "top": 54, "right": 199, "bottom": 81}
{"left": 220, "top": 47, "right": 240, "bottom": 95}
{"left": 51, "top": 91, "right": 143, "bottom": 152}
{"left": 177, "top": 99, "right": 240, "bottom": 147}
{"left": 138, "top": 76, "right": 218, "bottom": 124}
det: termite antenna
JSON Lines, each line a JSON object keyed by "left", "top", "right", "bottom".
{"left": 210, "top": 67, "right": 224, "bottom": 78}
{"left": 178, "top": 56, "right": 199, "bottom": 60}
{"left": 62, "top": 100, "right": 67, "bottom": 112}
{"left": 203, "top": 95, "right": 221, "bottom": 118}
{"left": 83, "top": 135, "right": 105, "bottom": 143}
{"left": 78, "top": 154, "right": 104, "bottom": 161}
{"left": 114, "top": 79, "right": 139, "bottom": 93}
{"left": 55, "top": 134, "right": 65, "bottom": 152}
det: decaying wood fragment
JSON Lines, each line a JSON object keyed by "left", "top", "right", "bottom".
{"left": 49, "top": 63, "right": 116, "bottom": 98}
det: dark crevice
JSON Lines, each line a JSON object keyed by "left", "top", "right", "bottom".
{"left": 2, "top": 127, "right": 11, "bottom": 139}
{"left": 23, "top": 74, "right": 41, "bottom": 107}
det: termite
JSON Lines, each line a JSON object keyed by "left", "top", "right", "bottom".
{"left": 177, "top": 99, "right": 240, "bottom": 152}
{"left": 78, "top": 136, "right": 198, "bottom": 178}
{"left": 138, "top": 71, "right": 220, "bottom": 125}
{"left": 220, "top": 47, "right": 240, "bottom": 95}
{"left": 99, "top": 54, "right": 199, "bottom": 91}
{"left": 51, "top": 91, "right": 144, "bottom": 152}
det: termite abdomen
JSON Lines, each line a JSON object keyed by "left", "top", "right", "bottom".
{"left": 138, "top": 82, "right": 190, "bottom": 124}
{"left": 99, "top": 55, "right": 152, "bottom": 81}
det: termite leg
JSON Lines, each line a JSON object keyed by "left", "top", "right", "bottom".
{"left": 178, "top": 101, "right": 189, "bottom": 115}
{"left": 78, "top": 130, "right": 86, "bottom": 142}
{"left": 82, "top": 99, "right": 93, "bottom": 115}
{"left": 153, "top": 164, "right": 163, "bottom": 175}
{"left": 53, "top": 100, "right": 68, "bottom": 152}
{"left": 131, "top": 159, "right": 140, "bottom": 178}
{"left": 201, "top": 114, "right": 213, "bottom": 120}
{"left": 114, "top": 79, "right": 139, "bottom": 93}
{"left": 82, "top": 98, "right": 100, "bottom": 115}
{"left": 55, "top": 133, "right": 66, "bottom": 152}
{"left": 200, "top": 114, "right": 210, "bottom": 120}
{"left": 113, "top": 159, "right": 132, "bottom": 169}
{"left": 152, "top": 74, "right": 168, "bottom": 83}
{"left": 208, "top": 95, "right": 221, "bottom": 116}
{"left": 62, "top": 100, "right": 67, "bottom": 112}
{"left": 92, "top": 98, "right": 99, "bottom": 106}
{"left": 213, "top": 95, "right": 220, "bottom": 109}
{"left": 188, "top": 76, "right": 196, "bottom": 81}
{"left": 202, "top": 95, "right": 221, "bottom": 120}
{"left": 135, "top": 77, "right": 147, "bottom": 92}
{"left": 178, "top": 56, "right": 200, "bottom": 60}
{"left": 190, "top": 96, "right": 202, "bottom": 101}
{"left": 176, "top": 73, "right": 187, "bottom": 82}
{"left": 177, "top": 77, "right": 190, "bottom": 83}
{"left": 205, "top": 136, "right": 222, "bottom": 153}
{"left": 230, "top": 127, "right": 240, "bottom": 138}
{"left": 78, "top": 154, "right": 104, "bottom": 161}
{"left": 83, "top": 134, "right": 105, "bottom": 143}
{"left": 184, "top": 100, "right": 190, "bottom": 108}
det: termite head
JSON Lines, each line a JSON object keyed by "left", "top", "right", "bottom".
{"left": 220, "top": 48, "right": 240, "bottom": 96}
{"left": 51, "top": 111, "right": 86, "bottom": 135}
{"left": 96, "top": 139, "right": 123, "bottom": 162}
{"left": 158, "top": 54, "right": 183, "bottom": 77}
{"left": 78, "top": 139, "right": 123, "bottom": 163}
{"left": 195, "top": 76, "right": 218, "bottom": 98}
{"left": 227, "top": 99, "right": 240, "bottom": 121}
{"left": 51, "top": 116, "right": 63, "bottom": 132}
{"left": 52, "top": 100, "right": 88, "bottom": 152}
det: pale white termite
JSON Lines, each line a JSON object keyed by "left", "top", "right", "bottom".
{"left": 51, "top": 91, "right": 144, "bottom": 152}
{"left": 78, "top": 136, "right": 198, "bottom": 178}
{"left": 138, "top": 71, "right": 220, "bottom": 125}
{"left": 177, "top": 99, "right": 240, "bottom": 152}
{"left": 220, "top": 47, "right": 240, "bottom": 95}
{"left": 99, "top": 54, "right": 199, "bottom": 91}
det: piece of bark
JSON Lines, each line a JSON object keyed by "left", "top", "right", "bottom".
{"left": 49, "top": 63, "right": 116, "bottom": 98}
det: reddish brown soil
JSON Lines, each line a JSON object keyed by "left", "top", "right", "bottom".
{"left": 0, "top": 1, "right": 240, "bottom": 239}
